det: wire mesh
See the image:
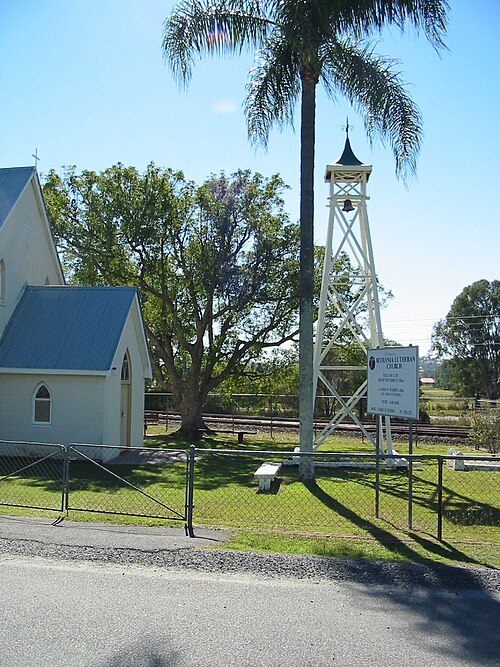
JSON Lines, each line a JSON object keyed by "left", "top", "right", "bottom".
{"left": 440, "top": 455, "right": 500, "bottom": 540}
{"left": 66, "top": 444, "right": 188, "bottom": 521}
{"left": 1, "top": 440, "right": 498, "bottom": 544}
{"left": 189, "top": 448, "right": 500, "bottom": 543}
{"left": 0, "top": 440, "right": 66, "bottom": 512}
{"left": 191, "top": 450, "right": 384, "bottom": 534}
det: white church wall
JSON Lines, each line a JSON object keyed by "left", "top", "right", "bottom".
{"left": 0, "top": 180, "right": 63, "bottom": 337}
{"left": 104, "top": 304, "right": 149, "bottom": 448}
{"left": 0, "top": 170, "right": 152, "bottom": 457}
{"left": 0, "top": 373, "right": 106, "bottom": 446}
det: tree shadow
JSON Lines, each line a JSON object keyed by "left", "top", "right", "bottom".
{"left": 304, "top": 479, "right": 487, "bottom": 567}
{"left": 100, "top": 635, "right": 180, "bottom": 666}
{"left": 193, "top": 452, "right": 261, "bottom": 490}
{"left": 347, "top": 464, "right": 500, "bottom": 531}
{"left": 408, "top": 531, "right": 497, "bottom": 568}
{"left": 357, "top": 575, "right": 500, "bottom": 665}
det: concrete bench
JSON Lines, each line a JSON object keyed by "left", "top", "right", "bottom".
{"left": 447, "top": 448, "right": 465, "bottom": 470}
{"left": 254, "top": 461, "right": 282, "bottom": 492}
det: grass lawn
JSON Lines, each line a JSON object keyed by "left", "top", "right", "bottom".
{"left": 1, "top": 427, "right": 499, "bottom": 568}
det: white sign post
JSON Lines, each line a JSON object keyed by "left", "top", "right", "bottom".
{"left": 367, "top": 346, "right": 419, "bottom": 420}
{"left": 367, "top": 345, "right": 419, "bottom": 529}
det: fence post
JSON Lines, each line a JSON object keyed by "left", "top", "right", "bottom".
{"left": 62, "top": 445, "right": 70, "bottom": 515}
{"left": 408, "top": 421, "right": 413, "bottom": 530}
{"left": 185, "top": 445, "right": 196, "bottom": 538}
{"left": 437, "top": 456, "right": 443, "bottom": 542}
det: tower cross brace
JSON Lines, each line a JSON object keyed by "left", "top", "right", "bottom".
{"left": 313, "top": 136, "right": 393, "bottom": 454}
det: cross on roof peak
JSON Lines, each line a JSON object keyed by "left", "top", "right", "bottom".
{"left": 32, "top": 149, "right": 40, "bottom": 171}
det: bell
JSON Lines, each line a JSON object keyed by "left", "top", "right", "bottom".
{"left": 342, "top": 199, "right": 354, "bottom": 213}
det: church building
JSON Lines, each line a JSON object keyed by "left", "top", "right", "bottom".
{"left": 0, "top": 167, "right": 152, "bottom": 449}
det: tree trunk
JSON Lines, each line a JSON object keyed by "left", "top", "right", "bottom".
{"left": 298, "top": 72, "right": 316, "bottom": 482}
{"left": 175, "top": 385, "right": 208, "bottom": 439}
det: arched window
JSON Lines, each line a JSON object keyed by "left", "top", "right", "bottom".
{"left": 121, "top": 351, "right": 131, "bottom": 382}
{"left": 0, "top": 258, "right": 5, "bottom": 304}
{"left": 33, "top": 383, "right": 52, "bottom": 424}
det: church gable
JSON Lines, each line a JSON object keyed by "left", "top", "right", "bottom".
{"left": 0, "top": 167, "right": 34, "bottom": 228}
{"left": 0, "top": 166, "right": 152, "bottom": 449}
{"left": 0, "top": 167, "right": 64, "bottom": 338}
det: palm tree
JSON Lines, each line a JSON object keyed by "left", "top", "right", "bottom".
{"left": 163, "top": 0, "right": 448, "bottom": 480}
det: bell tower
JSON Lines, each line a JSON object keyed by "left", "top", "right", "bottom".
{"left": 313, "top": 128, "right": 393, "bottom": 454}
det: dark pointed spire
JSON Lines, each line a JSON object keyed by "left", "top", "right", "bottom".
{"left": 336, "top": 119, "right": 363, "bottom": 166}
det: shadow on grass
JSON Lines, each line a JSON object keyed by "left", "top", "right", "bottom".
{"left": 0, "top": 454, "right": 188, "bottom": 521}
{"left": 145, "top": 430, "right": 294, "bottom": 452}
{"left": 408, "top": 531, "right": 497, "bottom": 567}
{"left": 194, "top": 452, "right": 259, "bottom": 490}
{"left": 339, "top": 464, "right": 500, "bottom": 531}
{"left": 304, "top": 479, "right": 486, "bottom": 567}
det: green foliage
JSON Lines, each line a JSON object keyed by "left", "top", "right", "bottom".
{"left": 418, "top": 403, "right": 431, "bottom": 424}
{"left": 219, "top": 346, "right": 298, "bottom": 394}
{"left": 43, "top": 164, "right": 301, "bottom": 434}
{"left": 434, "top": 358, "right": 454, "bottom": 390}
{"left": 163, "top": 0, "right": 447, "bottom": 467}
{"left": 470, "top": 409, "right": 500, "bottom": 454}
{"left": 432, "top": 280, "right": 500, "bottom": 399}
{"left": 164, "top": 0, "right": 448, "bottom": 181}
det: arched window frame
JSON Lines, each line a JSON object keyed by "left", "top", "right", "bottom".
{"left": 32, "top": 382, "right": 52, "bottom": 425}
{"left": 121, "top": 351, "right": 131, "bottom": 383}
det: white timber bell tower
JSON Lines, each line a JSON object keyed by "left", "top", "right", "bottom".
{"left": 313, "top": 128, "right": 393, "bottom": 455}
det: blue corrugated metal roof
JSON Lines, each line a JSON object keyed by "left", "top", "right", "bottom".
{"left": 0, "top": 286, "right": 137, "bottom": 370}
{"left": 0, "top": 167, "right": 35, "bottom": 228}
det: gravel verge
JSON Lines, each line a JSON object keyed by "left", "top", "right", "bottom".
{"left": 0, "top": 535, "right": 498, "bottom": 593}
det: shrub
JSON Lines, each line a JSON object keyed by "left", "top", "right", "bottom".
{"left": 418, "top": 404, "right": 431, "bottom": 424}
{"left": 470, "top": 409, "right": 500, "bottom": 454}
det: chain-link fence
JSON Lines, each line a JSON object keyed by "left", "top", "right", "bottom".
{"left": 187, "top": 448, "right": 500, "bottom": 542}
{"left": 66, "top": 444, "right": 188, "bottom": 522}
{"left": 0, "top": 440, "right": 66, "bottom": 512}
{"left": 0, "top": 441, "right": 189, "bottom": 523}
{"left": 1, "top": 440, "right": 498, "bottom": 543}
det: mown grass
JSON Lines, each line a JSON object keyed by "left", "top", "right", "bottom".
{"left": 1, "top": 427, "right": 498, "bottom": 568}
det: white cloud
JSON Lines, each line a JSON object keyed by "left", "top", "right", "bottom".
{"left": 212, "top": 98, "right": 239, "bottom": 114}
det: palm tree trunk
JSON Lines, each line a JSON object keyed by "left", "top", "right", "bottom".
{"left": 298, "top": 72, "right": 316, "bottom": 482}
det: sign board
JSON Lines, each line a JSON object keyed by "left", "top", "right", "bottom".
{"left": 367, "top": 346, "right": 419, "bottom": 420}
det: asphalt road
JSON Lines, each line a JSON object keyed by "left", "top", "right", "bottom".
{"left": 1, "top": 516, "right": 499, "bottom": 666}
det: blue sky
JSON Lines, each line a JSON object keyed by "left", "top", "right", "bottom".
{"left": 1, "top": 1, "right": 499, "bottom": 355}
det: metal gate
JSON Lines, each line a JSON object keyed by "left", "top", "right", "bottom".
{"left": 66, "top": 444, "right": 189, "bottom": 523}
{"left": 0, "top": 440, "right": 66, "bottom": 512}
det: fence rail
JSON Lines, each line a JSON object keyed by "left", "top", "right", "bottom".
{"left": 0, "top": 440, "right": 498, "bottom": 544}
{"left": 66, "top": 444, "right": 189, "bottom": 522}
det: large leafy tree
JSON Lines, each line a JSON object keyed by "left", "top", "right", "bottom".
{"left": 43, "top": 163, "right": 301, "bottom": 436}
{"left": 431, "top": 280, "right": 500, "bottom": 400}
{"left": 163, "top": 0, "right": 448, "bottom": 478}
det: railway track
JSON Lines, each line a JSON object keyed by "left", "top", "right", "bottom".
{"left": 144, "top": 411, "right": 471, "bottom": 440}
